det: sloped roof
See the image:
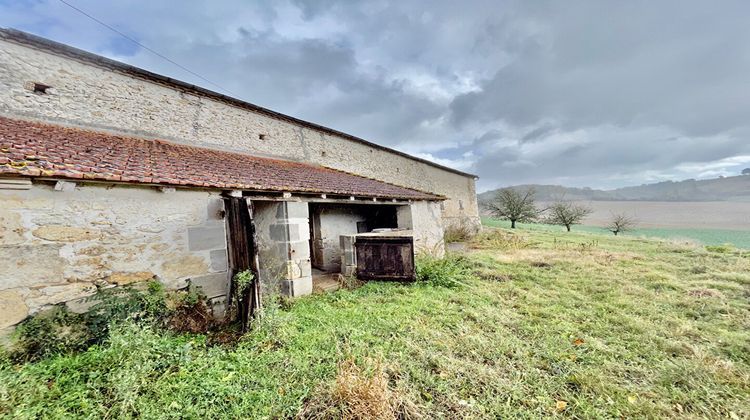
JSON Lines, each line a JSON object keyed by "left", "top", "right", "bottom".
{"left": 0, "top": 28, "right": 477, "bottom": 179}
{"left": 0, "top": 116, "right": 442, "bottom": 200}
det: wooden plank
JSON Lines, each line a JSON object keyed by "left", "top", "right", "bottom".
{"left": 223, "top": 196, "right": 260, "bottom": 331}
{"left": 355, "top": 236, "right": 415, "bottom": 281}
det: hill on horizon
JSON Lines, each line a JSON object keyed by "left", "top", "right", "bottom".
{"left": 478, "top": 174, "right": 750, "bottom": 203}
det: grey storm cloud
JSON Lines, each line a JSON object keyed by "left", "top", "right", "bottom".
{"left": 2, "top": 0, "right": 750, "bottom": 190}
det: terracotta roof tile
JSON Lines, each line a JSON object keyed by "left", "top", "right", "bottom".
{"left": 0, "top": 116, "right": 441, "bottom": 200}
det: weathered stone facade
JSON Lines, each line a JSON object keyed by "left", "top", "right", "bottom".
{"left": 0, "top": 34, "right": 479, "bottom": 228}
{"left": 0, "top": 182, "right": 230, "bottom": 332}
{"left": 0, "top": 30, "right": 475, "bottom": 333}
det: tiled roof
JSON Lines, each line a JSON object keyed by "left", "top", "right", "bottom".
{"left": 0, "top": 116, "right": 442, "bottom": 200}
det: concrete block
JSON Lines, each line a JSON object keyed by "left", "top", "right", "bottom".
{"left": 285, "top": 201, "right": 309, "bottom": 219}
{"left": 299, "top": 259, "right": 312, "bottom": 278}
{"left": 188, "top": 225, "right": 226, "bottom": 251}
{"left": 288, "top": 223, "right": 310, "bottom": 241}
{"left": 284, "top": 260, "right": 302, "bottom": 280}
{"left": 280, "top": 276, "right": 312, "bottom": 297}
{"left": 289, "top": 240, "right": 310, "bottom": 260}
{"left": 269, "top": 223, "right": 288, "bottom": 241}
{"left": 189, "top": 272, "right": 230, "bottom": 298}
{"left": 210, "top": 249, "right": 228, "bottom": 272}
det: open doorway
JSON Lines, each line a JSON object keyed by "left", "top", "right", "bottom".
{"left": 308, "top": 203, "right": 404, "bottom": 290}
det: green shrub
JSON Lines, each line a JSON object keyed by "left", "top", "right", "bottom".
{"left": 10, "top": 281, "right": 170, "bottom": 362}
{"left": 415, "top": 254, "right": 474, "bottom": 288}
{"left": 705, "top": 244, "right": 734, "bottom": 253}
{"left": 10, "top": 306, "right": 90, "bottom": 362}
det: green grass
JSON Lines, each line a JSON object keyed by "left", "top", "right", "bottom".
{"left": 2, "top": 228, "right": 749, "bottom": 418}
{"left": 482, "top": 217, "right": 750, "bottom": 249}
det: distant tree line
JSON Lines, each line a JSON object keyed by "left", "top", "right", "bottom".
{"left": 488, "top": 187, "right": 637, "bottom": 235}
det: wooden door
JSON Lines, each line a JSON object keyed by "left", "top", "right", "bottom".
{"left": 355, "top": 236, "right": 415, "bottom": 281}
{"left": 224, "top": 196, "right": 260, "bottom": 331}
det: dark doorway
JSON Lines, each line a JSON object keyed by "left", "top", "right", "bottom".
{"left": 308, "top": 203, "right": 398, "bottom": 273}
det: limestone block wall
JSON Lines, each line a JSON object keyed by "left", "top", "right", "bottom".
{"left": 0, "top": 181, "right": 230, "bottom": 333}
{"left": 401, "top": 201, "right": 446, "bottom": 256}
{"left": 252, "top": 200, "right": 312, "bottom": 297}
{"left": 0, "top": 37, "right": 479, "bottom": 228}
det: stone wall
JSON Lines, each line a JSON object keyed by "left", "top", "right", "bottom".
{"left": 0, "top": 37, "right": 480, "bottom": 228}
{"left": 402, "top": 201, "right": 446, "bottom": 256}
{"left": 0, "top": 180, "right": 230, "bottom": 333}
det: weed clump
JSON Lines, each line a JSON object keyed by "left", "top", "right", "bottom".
{"left": 298, "top": 357, "right": 421, "bottom": 420}
{"left": 470, "top": 228, "right": 530, "bottom": 250}
{"left": 8, "top": 282, "right": 216, "bottom": 362}
{"left": 443, "top": 218, "right": 476, "bottom": 243}
{"left": 415, "top": 254, "right": 474, "bottom": 288}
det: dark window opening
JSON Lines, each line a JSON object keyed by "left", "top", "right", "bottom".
{"left": 258, "top": 134, "right": 267, "bottom": 140}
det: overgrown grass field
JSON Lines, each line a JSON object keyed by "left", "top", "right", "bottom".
{"left": 482, "top": 216, "right": 750, "bottom": 249}
{"left": 2, "top": 226, "right": 749, "bottom": 418}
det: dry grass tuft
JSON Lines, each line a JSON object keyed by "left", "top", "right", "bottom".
{"left": 298, "top": 357, "right": 422, "bottom": 420}
{"left": 687, "top": 288, "right": 723, "bottom": 298}
{"left": 470, "top": 228, "right": 531, "bottom": 250}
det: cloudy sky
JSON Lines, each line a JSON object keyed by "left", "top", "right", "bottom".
{"left": 2, "top": 0, "right": 750, "bottom": 191}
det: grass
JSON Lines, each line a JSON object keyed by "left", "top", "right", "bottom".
{"left": 482, "top": 217, "right": 750, "bottom": 249}
{"left": 2, "top": 226, "right": 750, "bottom": 418}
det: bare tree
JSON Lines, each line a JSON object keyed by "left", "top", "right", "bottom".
{"left": 545, "top": 201, "right": 592, "bottom": 232}
{"left": 607, "top": 213, "right": 637, "bottom": 236}
{"left": 486, "top": 187, "right": 539, "bottom": 228}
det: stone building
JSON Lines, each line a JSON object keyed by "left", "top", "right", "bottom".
{"left": 0, "top": 28, "right": 479, "bottom": 333}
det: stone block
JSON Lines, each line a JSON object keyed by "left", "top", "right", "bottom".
{"left": 288, "top": 223, "right": 309, "bottom": 242}
{"left": 288, "top": 240, "right": 310, "bottom": 260}
{"left": 299, "top": 259, "right": 312, "bottom": 278}
{"left": 0, "top": 209, "right": 24, "bottom": 245}
{"left": 26, "top": 283, "right": 96, "bottom": 311}
{"left": 209, "top": 296, "right": 227, "bottom": 319}
{"left": 189, "top": 272, "right": 229, "bottom": 299}
{"left": 269, "top": 223, "right": 288, "bottom": 241}
{"left": 108, "top": 271, "right": 155, "bottom": 285}
{"left": 280, "top": 276, "right": 312, "bottom": 297}
{"left": 32, "top": 225, "right": 101, "bottom": 242}
{"left": 161, "top": 255, "right": 209, "bottom": 282}
{"left": 285, "top": 201, "right": 309, "bottom": 220}
{"left": 0, "top": 289, "right": 28, "bottom": 329}
{"left": 284, "top": 260, "right": 302, "bottom": 280}
{"left": 66, "top": 295, "right": 99, "bottom": 314}
{"left": 210, "top": 249, "right": 228, "bottom": 272}
{"left": 0, "top": 244, "right": 65, "bottom": 289}
{"left": 188, "top": 225, "right": 226, "bottom": 251}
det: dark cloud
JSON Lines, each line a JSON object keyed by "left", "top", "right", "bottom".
{"left": 2, "top": 0, "right": 750, "bottom": 190}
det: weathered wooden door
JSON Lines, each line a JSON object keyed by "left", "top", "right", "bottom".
{"left": 223, "top": 196, "right": 260, "bottom": 331}
{"left": 355, "top": 236, "right": 415, "bottom": 281}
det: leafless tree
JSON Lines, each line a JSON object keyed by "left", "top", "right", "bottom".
{"left": 607, "top": 213, "right": 637, "bottom": 236}
{"left": 545, "top": 201, "right": 592, "bottom": 232}
{"left": 486, "top": 187, "right": 540, "bottom": 228}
